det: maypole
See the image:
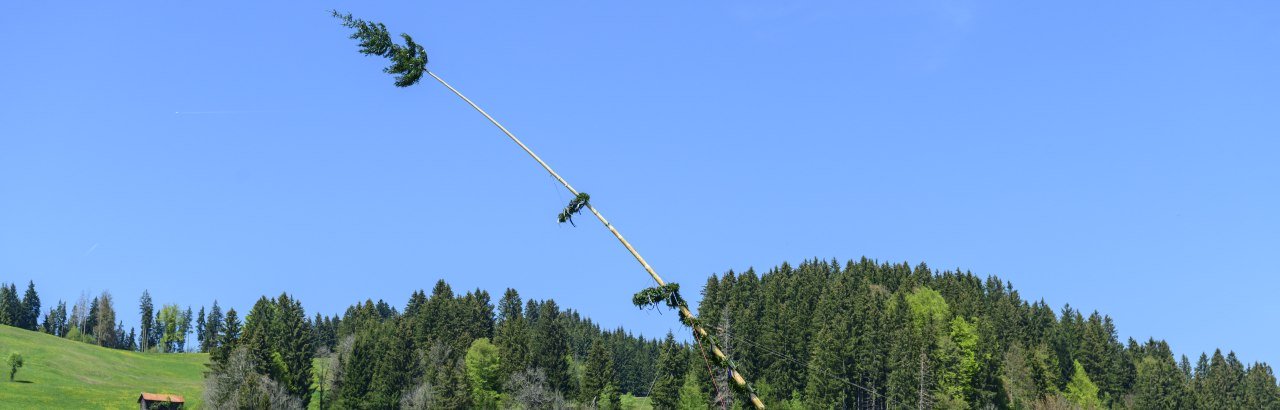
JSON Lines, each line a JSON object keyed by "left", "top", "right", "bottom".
{"left": 334, "top": 12, "right": 765, "bottom": 408}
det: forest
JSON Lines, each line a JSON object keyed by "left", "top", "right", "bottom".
{"left": 3, "top": 257, "right": 1278, "bottom": 409}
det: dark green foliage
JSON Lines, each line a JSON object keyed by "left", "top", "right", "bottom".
{"left": 580, "top": 338, "right": 616, "bottom": 405}
{"left": 332, "top": 11, "right": 428, "bottom": 87}
{"left": 652, "top": 333, "right": 689, "bottom": 410}
{"left": 20, "top": 281, "right": 40, "bottom": 331}
{"left": 210, "top": 308, "right": 242, "bottom": 371}
{"left": 203, "top": 301, "right": 223, "bottom": 353}
{"left": 241, "top": 293, "right": 315, "bottom": 407}
{"left": 632, "top": 283, "right": 683, "bottom": 310}
{"left": 530, "top": 300, "right": 572, "bottom": 395}
{"left": 557, "top": 192, "right": 591, "bottom": 226}
{"left": 1134, "top": 353, "right": 1185, "bottom": 409}
{"left": 0, "top": 283, "right": 23, "bottom": 328}
{"left": 195, "top": 307, "right": 206, "bottom": 353}
{"left": 139, "top": 290, "right": 155, "bottom": 351}
{"left": 42, "top": 300, "right": 68, "bottom": 337}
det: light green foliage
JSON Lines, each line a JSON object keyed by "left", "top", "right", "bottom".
{"left": 0, "top": 325, "right": 206, "bottom": 407}
{"left": 939, "top": 316, "right": 979, "bottom": 407}
{"left": 619, "top": 393, "right": 653, "bottom": 410}
{"left": 904, "top": 287, "right": 950, "bottom": 330}
{"left": 1064, "top": 360, "right": 1101, "bottom": 409}
{"left": 8, "top": 351, "right": 23, "bottom": 381}
{"left": 677, "top": 372, "right": 708, "bottom": 409}
{"left": 464, "top": 337, "right": 503, "bottom": 408}
{"left": 157, "top": 303, "right": 182, "bottom": 352}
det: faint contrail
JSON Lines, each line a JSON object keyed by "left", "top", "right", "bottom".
{"left": 82, "top": 243, "right": 98, "bottom": 257}
{"left": 173, "top": 110, "right": 273, "bottom": 115}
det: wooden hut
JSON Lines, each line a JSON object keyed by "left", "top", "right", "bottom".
{"left": 137, "top": 392, "right": 185, "bottom": 410}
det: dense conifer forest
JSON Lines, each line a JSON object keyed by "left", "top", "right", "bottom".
{"left": 5, "top": 257, "right": 1279, "bottom": 408}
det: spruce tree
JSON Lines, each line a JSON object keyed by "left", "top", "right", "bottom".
{"left": 0, "top": 284, "right": 19, "bottom": 326}
{"left": 93, "top": 292, "right": 117, "bottom": 348}
{"left": 581, "top": 338, "right": 616, "bottom": 405}
{"left": 21, "top": 281, "right": 40, "bottom": 330}
{"left": 196, "top": 307, "right": 206, "bottom": 353}
{"left": 139, "top": 290, "right": 154, "bottom": 351}
{"left": 651, "top": 332, "right": 688, "bottom": 410}
{"left": 1134, "top": 355, "right": 1185, "bottom": 409}
{"left": 528, "top": 300, "right": 571, "bottom": 396}
{"left": 205, "top": 301, "right": 224, "bottom": 353}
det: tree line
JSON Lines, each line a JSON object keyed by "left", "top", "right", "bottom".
{"left": 672, "top": 258, "right": 1280, "bottom": 409}
{"left": 0, "top": 281, "right": 223, "bottom": 353}
{"left": 8, "top": 257, "right": 1280, "bottom": 409}
{"left": 200, "top": 280, "right": 663, "bottom": 409}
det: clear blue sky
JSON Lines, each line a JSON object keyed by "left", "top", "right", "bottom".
{"left": 3, "top": 2, "right": 1277, "bottom": 364}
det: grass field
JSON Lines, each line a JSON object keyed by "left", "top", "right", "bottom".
{"left": 0, "top": 325, "right": 208, "bottom": 409}
{"left": 1, "top": 324, "right": 655, "bottom": 409}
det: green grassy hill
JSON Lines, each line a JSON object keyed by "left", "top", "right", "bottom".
{"left": 0, "top": 325, "right": 207, "bottom": 409}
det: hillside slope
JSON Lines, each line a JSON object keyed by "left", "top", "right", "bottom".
{"left": 0, "top": 325, "right": 207, "bottom": 409}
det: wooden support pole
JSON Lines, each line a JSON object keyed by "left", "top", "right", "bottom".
{"left": 426, "top": 70, "right": 765, "bottom": 409}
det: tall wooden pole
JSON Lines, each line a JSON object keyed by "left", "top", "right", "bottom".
{"left": 426, "top": 71, "right": 766, "bottom": 409}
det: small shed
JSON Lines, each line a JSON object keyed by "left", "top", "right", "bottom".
{"left": 138, "top": 392, "right": 185, "bottom": 410}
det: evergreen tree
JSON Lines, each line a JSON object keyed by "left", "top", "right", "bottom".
{"left": 1133, "top": 355, "right": 1185, "bottom": 409}
{"left": 530, "top": 299, "right": 571, "bottom": 395}
{"left": 494, "top": 288, "right": 530, "bottom": 383}
{"left": 205, "top": 301, "right": 224, "bottom": 353}
{"left": 0, "top": 283, "right": 22, "bottom": 327}
{"left": 139, "top": 290, "right": 155, "bottom": 351}
{"left": 581, "top": 338, "right": 616, "bottom": 406}
{"left": 85, "top": 296, "right": 100, "bottom": 338}
{"left": 93, "top": 292, "right": 117, "bottom": 348}
{"left": 196, "top": 307, "right": 206, "bottom": 353}
{"left": 651, "top": 332, "right": 688, "bottom": 410}
{"left": 1243, "top": 362, "right": 1280, "bottom": 408}
{"left": 21, "top": 281, "right": 40, "bottom": 330}
{"left": 212, "top": 308, "right": 242, "bottom": 366}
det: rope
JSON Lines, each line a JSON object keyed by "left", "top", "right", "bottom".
{"left": 692, "top": 328, "right": 728, "bottom": 410}
{"left": 428, "top": 69, "right": 765, "bottom": 409}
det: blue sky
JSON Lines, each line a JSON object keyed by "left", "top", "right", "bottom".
{"left": 2, "top": 1, "right": 1277, "bottom": 364}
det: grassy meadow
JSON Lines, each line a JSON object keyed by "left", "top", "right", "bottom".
{"left": 0, "top": 325, "right": 207, "bottom": 409}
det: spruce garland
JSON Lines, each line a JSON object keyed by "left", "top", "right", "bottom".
{"left": 335, "top": 11, "right": 765, "bottom": 407}
{"left": 332, "top": 11, "right": 428, "bottom": 88}
{"left": 557, "top": 193, "right": 591, "bottom": 226}
{"left": 632, "top": 283, "right": 761, "bottom": 399}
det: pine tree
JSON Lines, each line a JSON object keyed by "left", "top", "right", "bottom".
{"left": 1134, "top": 355, "right": 1185, "bottom": 409}
{"left": 93, "top": 292, "right": 117, "bottom": 348}
{"left": 651, "top": 332, "right": 688, "bottom": 410}
{"left": 21, "top": 281, "right": 40, "bottom": 330}
{"left": 0, "top": 284, "right": 22, "bottom": 327}
{"left": 494, "top": 288, "right": 530, "bottom": 382}
{"left": 139, "top": 290, "right": 155, "bottom": 351}
{"left": 581, "top": 338, "right": 616, "bottom": 405}
{"left": 205, "top": 301, "right": 224, "bottom": 353}
{"left": 211, "top": 308, "right": 242, "bottom": 367}
{"left": 1243, "top": 362, "right": 1280, "bottom": 408}
{"left": 275, "top": 293, "right": 315, "bottom": 407}
{"left": 179, "top": 306, "right": 193, "bottom": 352}
{"left": 196, "top": 307, "right": 206, "bottom": 353}
{"left": 530, "top": 299, "right": 571, "bottom": 395}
